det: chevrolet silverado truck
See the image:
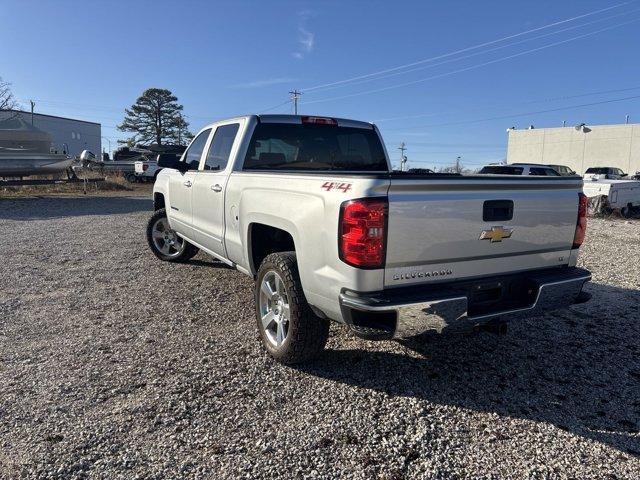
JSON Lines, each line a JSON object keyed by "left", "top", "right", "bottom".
{"left": 145, "top": 114, "right": 591, "bottom": 364}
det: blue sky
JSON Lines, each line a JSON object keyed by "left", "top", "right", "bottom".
{"left": 2, "top": 0, "right": 640, "bottom": 169}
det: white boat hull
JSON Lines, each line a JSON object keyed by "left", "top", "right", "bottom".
{"left": 0, "top": 153, "right": 74, "bottom": 177}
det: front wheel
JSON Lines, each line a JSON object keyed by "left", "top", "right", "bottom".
{"left": 255, "top": 252, "right": 329, "bottom": 364}
{"left": 146, "top": 208, "right": 199, "bottom": 262}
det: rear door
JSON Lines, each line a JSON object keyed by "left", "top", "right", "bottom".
{"left": 383, "top": 176, "right": 582, "bottom": 287}
{"left": 191, "top": 122, "right": 242, "bottom": 257}
{"left": 167, "top": 128, "right": 211, "bottom": 237}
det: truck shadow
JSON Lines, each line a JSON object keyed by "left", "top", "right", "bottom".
{"left": 300, "top": 282, "right": 640, "bottom": 456}
{"left": 0, "top": 196, "right": 152, "bottom": 220}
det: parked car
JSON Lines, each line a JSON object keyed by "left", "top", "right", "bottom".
{"left": 479, "top": 164, "right": 561, "bottom": 176}
{"left": 145, "top": 114, "right": 591, "bottom": 364}
{"left": 583, "top": 167, "right": 628, "bottom": 180}
{"left": 547, "top": 164, "right": 576, "bottom": 176}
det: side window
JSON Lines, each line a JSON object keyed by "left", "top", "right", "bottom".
{"left": 543, "top": 168, "right": 560, "bottom": 176}
{"left": 182, "top": 129, "right": 211, "bottom": 170}
{"left": 204, "top": 124, "right": 240, "bottom": 171}
{"left": 529, "top": 167, "right": 546, "bottom": 176}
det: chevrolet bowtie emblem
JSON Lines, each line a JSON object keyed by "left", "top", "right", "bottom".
{"left": 479, "top": 226, "right": 513, "bottom": 243}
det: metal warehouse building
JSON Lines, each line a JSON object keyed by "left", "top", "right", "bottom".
{"left": 0, "top": 110, "right": 101, "bottom": 158}
{"left": 507, "top": 123, "right": 640, "bottom": 175}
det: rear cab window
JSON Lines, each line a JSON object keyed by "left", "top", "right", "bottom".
{"left": 242, "top": 122, "right": 388, "bottom": 172}
{"left": 204, "top": 123, "right": 240, "bottom": 171}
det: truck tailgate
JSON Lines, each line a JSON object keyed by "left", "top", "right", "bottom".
{"left": 134, "top": 161, "right": 145, "bottom": 174}
{"left": 384, "top": 176, "right": 582, "bottom": 287}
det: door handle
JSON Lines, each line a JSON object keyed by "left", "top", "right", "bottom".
{"left": 183, "top": 180, "right": 192, "bottom": 187}
{"left": 211, "top": 184, "right": 222, "bottom": 192}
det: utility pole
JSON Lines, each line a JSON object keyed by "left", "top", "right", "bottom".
{"left": 626, "top": 114, "right": 630, "bottom": 124}
{"left": 398, "top": 142, "right": 407, "bottom": 171}
{"left": 101, "top": 136, "right": 111, "bottom": 158}
{"left": 30, "top": 100, "right": 35, "bottom": 125}
{"left": 289, "top": 90, "right": 302, "bottom": 115}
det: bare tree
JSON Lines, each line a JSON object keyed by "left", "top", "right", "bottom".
{"left": 0, "top": 77, "right": 19, "bottom": 112}
{"left": 437, "top": 158, "right": 473, "bottom": 174}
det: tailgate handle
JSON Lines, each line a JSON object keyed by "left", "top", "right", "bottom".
{"left": 483, "top": 200, "right": 513, "bottom": 221}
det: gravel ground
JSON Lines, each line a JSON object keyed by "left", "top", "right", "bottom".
{"left": 0, "top": 194, "right": 638, "bottom": 479}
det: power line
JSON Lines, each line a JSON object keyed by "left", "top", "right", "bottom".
{"left": 384, "top": 93, "right": 640, "bottom": 131}
{"left": 303, "top": 16, "right": 640, "bottom": 105}
{"left": 375, "top": 85, "right": 640, "bottom": 123}
{"left": 17, "top": 97, "right": 215, "bottom": 122}
{"left": 312, "top": 7, "right": 640, "bottom": 94}
{"left": 302, "top": 0, "right": 636, "bottom": 92}
{"left": 258, "top": 99, "right": 292, "bottom": 113}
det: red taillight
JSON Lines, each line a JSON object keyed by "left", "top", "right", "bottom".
{"left": 339, "top": 198, "right": 387, "bottom": 268}
{"left": 573, "top": 193, "right": 588, "bottom": 248}
{"left": 142, "top": 164, "right": 149, "bottom": 171}
{"left": 301, "top": 116, "right": 337, "bottom": 125}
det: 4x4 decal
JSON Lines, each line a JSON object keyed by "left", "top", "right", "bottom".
{"left": 321, "top": 182, "right": 352, "bottom": 192}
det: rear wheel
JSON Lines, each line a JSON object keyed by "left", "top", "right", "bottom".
{"left": 621, "top": 205, "right": 633, "bottom": 218}
{"left": 255, "top": 252, "right": 329, "bottom": 364}
{"left": 146, "top": 208, "right": 199, "bottom": 262}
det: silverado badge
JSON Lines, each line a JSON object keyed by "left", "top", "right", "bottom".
{"left": 479, "top": 226, "right": 513, "bottom": 243}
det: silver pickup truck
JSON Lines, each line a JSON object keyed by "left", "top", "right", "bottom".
{"left": 146, "top": 114, "right": 591, "bottom": 364}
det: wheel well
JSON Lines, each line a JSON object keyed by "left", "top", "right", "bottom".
{"left": 154, "top": 192, "right": 165, "bottom": 211}
{"left": 250, "top": 224, "right": 295, "bottom": 273}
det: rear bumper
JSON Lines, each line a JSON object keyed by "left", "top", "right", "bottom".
{"left": 339, "top": 267, "right": 591, "bottom": 338}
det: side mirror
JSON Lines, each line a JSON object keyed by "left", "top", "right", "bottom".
{"left": 157, "top": 153, "right": 187, "bottom": 172}
{"left": 621, "top": 173, "right": 628, "bottom": 177}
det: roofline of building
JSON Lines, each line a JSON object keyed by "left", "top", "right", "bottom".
{"left": 508, "top": 122, "right": 639, "bottom": 132}
{"left": 3, "top": 109, "right": 101, "bottom": 126}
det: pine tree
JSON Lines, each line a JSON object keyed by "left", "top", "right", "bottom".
{"left": 118, "top": 88, "right": 192, "bottom": 146}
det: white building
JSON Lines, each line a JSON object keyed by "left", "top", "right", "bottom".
{"left": 0, "top": 110, "right": 101, "bottom": 158}
{"left": 507, "top": 123, "right": 640, "bottom": 175}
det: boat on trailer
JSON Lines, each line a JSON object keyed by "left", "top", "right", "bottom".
{"left": 0, "top": 116, "right": 72, "bottom": 178}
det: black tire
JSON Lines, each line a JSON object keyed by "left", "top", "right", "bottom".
{"left": 621, "top": 205, "right": 633, "bottom": 218}
{"left": 255, "top": 252, "right": 329, "bottom": 364}
{"left": 146, "top": 208, "right": 199, "bottom": 262}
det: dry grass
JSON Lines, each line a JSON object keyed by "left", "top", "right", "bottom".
{"left": 0, "top": 171, "right": 152, "bottom": 198}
